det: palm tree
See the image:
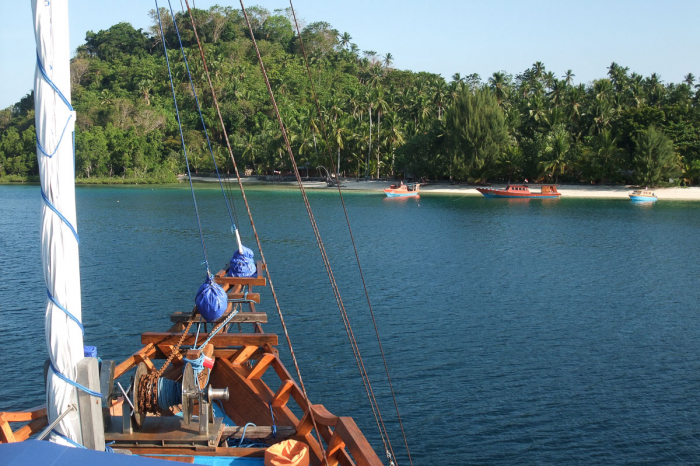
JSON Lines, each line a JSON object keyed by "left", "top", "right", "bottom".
{"left": 684, "top": 73, "right": 696, "bottom": 87}
{"left": 488, "top": 72, "right": 508, "bottom": 106}
{"left": 548, "top": 79, "right": 566, "bottom": 108}
{"left": 433, "top": 79, "right": 447, "bottom": 119}
{"left": 339, "top": 32, "right": 352, "bottom": 49}
{"left": 532, "top": 61, "right": 546, "bottom": 80}
{"left": 383, "top": 112, "right": 404, "bottom": 177}
{"left": 374, "top": 88, "right": 390, "bottom": 178}
{"left": 563, "top": 69, "right": 575, "bottom": 85}
{"left": 382, "top": 52, "right": 394, "bottom": 69}
{"left": 496, "top": 145, "right": 524, "bottom": 182}
{"left": 539, "top": 130, "right": 570, "bottom": 183}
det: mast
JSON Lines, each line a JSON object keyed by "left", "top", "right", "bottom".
{"left": 32, "top": 0, "right": 84, "bottom": 445}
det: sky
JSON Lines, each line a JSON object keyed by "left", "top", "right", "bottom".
{"left": 2, "top": 0, "right": 700, "bottom": 109}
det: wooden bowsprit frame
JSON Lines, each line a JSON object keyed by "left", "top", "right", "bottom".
{"left": 0, "top": 405, "right": 48, "bottom": 444}
{"left": 1, "top": 264, "right": 383, "bottom": 466}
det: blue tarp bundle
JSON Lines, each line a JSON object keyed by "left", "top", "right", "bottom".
{"left": 195, "top": 276, "right": 228, "bottom": 322}
{"left": 227, "top": 245, "right": 256, "bottom": 277}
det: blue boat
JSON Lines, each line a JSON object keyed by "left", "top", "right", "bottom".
{"left": 629, "top": 189, "right": 657, "bottom": 202}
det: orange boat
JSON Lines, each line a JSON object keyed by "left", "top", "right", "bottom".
{"left": 384, "top": 182, "right": 420, "bottom": 198}
{"left": 477, "top": 184, "right": 561, "bottom": 199}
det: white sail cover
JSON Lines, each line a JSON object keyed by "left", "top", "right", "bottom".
{"left": 32, "top": 0, "right": 84, "bottom": 445}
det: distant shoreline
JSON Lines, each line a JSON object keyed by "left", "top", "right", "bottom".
{"left": 4, "top": 175, "right": 700, "bottom": 200}
{"left": 186, "top": 176, "right": 700, "bottom": 201}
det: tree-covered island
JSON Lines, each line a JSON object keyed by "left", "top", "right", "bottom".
{"left": 1, "top": 6, "right": 699, "bottom": 187}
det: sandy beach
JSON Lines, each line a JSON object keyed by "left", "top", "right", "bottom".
{"left": 187, "top": 176, "right": 700, "bottom": 200}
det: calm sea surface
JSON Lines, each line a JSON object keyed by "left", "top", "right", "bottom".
{"left": 2, "top": 184, "right": 700, "bottom": 465}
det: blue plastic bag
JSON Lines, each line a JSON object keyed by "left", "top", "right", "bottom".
{"left": 195, "top": 276, "right": 228, "bottom": 322}
{"left": 228, "top": 245, "right": 256, "bottom": 277}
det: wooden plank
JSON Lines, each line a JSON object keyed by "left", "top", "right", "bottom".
{"left": 171, "top": 311, "right": 268, "bottom": 324}
{"left": 213, "top": 347, "right": 267, "bottom": 361}
{"left": 208, "top": 359, "right": 324, "bottom": 465}
{"left": 227, "top": 292, "right": 260, "bottom": 304}
{"left": 335, "top": 417, "right": 384, "bottom": 466}
{"left": 267, "top": 350, "right": 310, "bottom": 412}
{"left": 115, "top": 344, "right": 155, "bottom": 379}
{"left": 0, "top": 413, "right": 15, "bottom": 443}
{"left": 221, "top": 425, "right": 295, "bottom": 440}
{"left": 143, "top": 456, "right": 194, "bottom": 463}
{"left": 311, "top": 404, "right": 339, "bottom": 427}
{"left": 1, "top": 406, "right": 47, "bottom": 423}
{"left": 142, "top": 333, "right": 277, "bottom": 347}
{"left": 214, "top": 263, "right": 267, "bottom": 287}
{"left": 271, "top": 380, "right": 296, "bottom": 408}
{"left": 247, "top": 353, "right": 276, "bottom": 380}
{"left": 230, "top": 346, "right": 259, "bottom": 365}
{"left": 12, "top": 416, "right": 48, "bottom": 442}
{"left": 326, "top": 430, "right": 346, "bottom": 466}
{"left": 129, "top": 447, "right": 266, "bottom": 458}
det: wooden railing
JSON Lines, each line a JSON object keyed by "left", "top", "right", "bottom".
{"left": 0, "top": 405, "right": 48, "bottom": 444}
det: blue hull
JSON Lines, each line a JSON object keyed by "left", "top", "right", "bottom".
{"left": 385, "top": 191, "right": 419, "bottom": 198}
{"left": 630, "top": 196, "right": 657, "bottom": 202}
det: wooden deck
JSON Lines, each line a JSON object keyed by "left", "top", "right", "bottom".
{"left": 0, "top": 264, "right": 383, "bottom": 466}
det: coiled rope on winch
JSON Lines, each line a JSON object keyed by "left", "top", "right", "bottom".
{"left": 288, "top": 2, "right": 413, "bottom": 464}
{"left": 138, "top": 305, "right": 240, "bottom": 415}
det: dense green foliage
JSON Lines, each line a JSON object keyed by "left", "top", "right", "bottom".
{"left": 2, "top": 7, "right": 700, "bottom": 186}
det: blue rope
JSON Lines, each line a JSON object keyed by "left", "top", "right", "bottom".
{"left": 49, "top": 362, "right": 103, "bottom": 398}
{"left": 36, "top": 53, "right": 74, "bottom": 111}
{"left": 36, "top": 114, "right": 73, "bottom": 158}
{"left": 165, "top": 0, "right": 238, "bottom": 233}
{"left": 157, "top": 378, "right": 183, "bottom": 410}
{"left": 40, "top": 188, "right": 80, "bottom": 244}
{"left": 155, "top": 0, "right": 211, "bottom": 273}
{"left": 269, "top": 402, "right": 277, "bottom": 438}
{"left": 105, "top": 441, "right": 115, "bottom": 453}
{"left": 46, "top": 290, "right": 84, "bottom": 335}
{"left": 36, "top": 45, "right": 98, "bottom": 402}
{"left": 183, "top": 353, "right": 211, "bottom": 386}
{"left": 238, "top": 422, "right": 257, "bottom": 447}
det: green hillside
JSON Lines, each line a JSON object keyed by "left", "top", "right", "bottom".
{"left": 2, "top": 6, "right": 699, "bottom": 186}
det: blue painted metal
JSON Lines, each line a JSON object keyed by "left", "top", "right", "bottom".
{"left": 0, "top": 440, "right": 165, "bottom": 465}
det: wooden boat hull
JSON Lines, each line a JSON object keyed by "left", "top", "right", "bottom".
{"left": 0, "top": 265, "right": 384, "bottom": 466}
{"left": 477, "top": 188, "right": 561, "bottom": 199}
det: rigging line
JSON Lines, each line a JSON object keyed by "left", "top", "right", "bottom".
{"left": 287, "top": 2, "right": 398, "bottom": 461}
{"left": 172, "top": 0, "right": 241, "bottom": 231}
{"left": 165, "top": 0, "right": 238, "bottom": 233}
{"left": 289, "top": 0, "right": 394, "bottom": 458}
{"left": 238, "top": 1, "right": 395, "bottom": 464}
{"left": 288, "top": 2, "right": 413, "bottom": 464}
{"left": 181, "top": 2, "right": 329, "bottom": 464}
{"left": 155, "top": 0, "right": 210, "bottom": 272}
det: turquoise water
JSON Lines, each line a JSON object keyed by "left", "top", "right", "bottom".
{"left": 2, "top": 184, "right": 700, "bottom": 465}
